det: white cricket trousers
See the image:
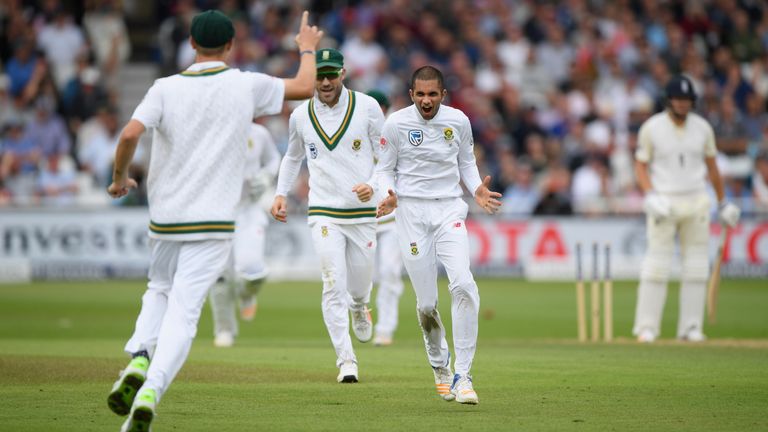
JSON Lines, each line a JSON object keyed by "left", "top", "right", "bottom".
{"left": 125, "top": 239, "right": 230, "bottom": 402}
{"left": 396, "top": 197, "right": 479, "bottom": 376}
{"left": 310, "top": 221, "right": 376, "bottom": 367}
{"left": 210, "top": 204, "right": 269, "bottom": 336}
{"left": 634, "top": 192, "right": 710, "bottom": 339}
{"left": 374, "top": 224, "right": 404, "bottom": 338}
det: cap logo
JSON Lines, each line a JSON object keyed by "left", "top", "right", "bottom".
{"left": 681, "top": 80, "right": 688, "bottom": 92}
{"left": 323, "top": 51, "right": 330, "bottom": 60}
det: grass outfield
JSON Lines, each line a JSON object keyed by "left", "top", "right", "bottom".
{"left": 1, "top": 278, "right": 767, "bottom": 431}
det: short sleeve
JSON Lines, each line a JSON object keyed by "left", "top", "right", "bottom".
{"left": 251, "top": 73, "right": 285, "bottom": 117}
{"left": 703, "top": 121, "right": 717, "bottom": 157}
{"left": 131, "top": 80, "right": 163, "bottom": 128}
{"left": 635, "top": 121, "right": 652, "bottom": 163}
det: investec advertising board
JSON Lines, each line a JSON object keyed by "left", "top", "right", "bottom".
{"left": 1, "top": 209, "right": 767, "bottom": 281}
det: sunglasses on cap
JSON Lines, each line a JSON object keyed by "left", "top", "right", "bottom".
{"left": 316, "top": 70, "right": 341, "bottom": 80}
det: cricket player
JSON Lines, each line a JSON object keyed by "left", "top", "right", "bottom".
{"left": 376, "top": 66, "right": 502, "bottom": 405}
{"left": 209, "top": 122, "right": 280, "bottom": 348}
{"left": 633, "top": 75, "right": 740, "bottom": 343}
{"left": 271, "top": 48, "right": 385, "bottom": 383}
{"left": 106, "top": 10, "right": 322, "bottom": 431}
{"left": 367, "top": 90, "right": 405, "bottom": 347}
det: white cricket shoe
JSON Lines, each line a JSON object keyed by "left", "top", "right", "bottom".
{"left": 637, "top": 329, "right": 656, "bottom": 343}
{"left": 679, "top": 329, "right": 706, "bottom": 342}
{"left": 337, "top": 361, "right": 358, "bottom": 383}
{"left": 433, "top": 365, "right": 455, "bottom": 401}
{"left": 213, "top": 331, "right": 234, "bottom": 348}
{"left": 350, "top": 307, "right": 373, "bottom": 343}
{"left": 373, "top": 333, "right": 393, "bottom": 346}
{"left": 451, "top": 374, "right": 479, "bottom": 405}
{"left": 120, "top": 388, "right": 156, "bottom": 432}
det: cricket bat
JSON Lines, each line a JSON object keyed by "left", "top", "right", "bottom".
{"left": 707, "top": 227, "right": 728, "bottom": 324}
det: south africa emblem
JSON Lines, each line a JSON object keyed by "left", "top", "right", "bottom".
{"left": 443, "top": 128, "right": 454, "bottom": 141}
{"left": 352, "top": 139, "right": 361, "bottom": 151}
{"left": 410, "top": 242, "right": 419, "bottom": 256}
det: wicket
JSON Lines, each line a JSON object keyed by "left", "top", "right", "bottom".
{"left": 575, "top": 243, "right": 587, "bottom": 342}
{"left": 575, "top": 242, "right": 613, "bottom": 342}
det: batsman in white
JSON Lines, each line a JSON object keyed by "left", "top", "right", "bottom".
{"left": 376, "top": 66, "right": 502, "bottom": 404}
{"left": 634, "top": 75, "right": 740, "bottom": 343}
{"left": 271, "top": 48, "right": 386, "bottom": 383}
{"left": 208, "top": 122, "right": 281, "bottom": 348}
{"left": 105, "top": 10, "right": 322, "bottom": 432}
{"left": 366, "top": 90, "right": 405, "bottom": 347}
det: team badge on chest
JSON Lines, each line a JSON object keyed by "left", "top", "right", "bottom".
{"left": 410, "top": 242, "right": 419, "bottom": 256}
{"left": 352, "top": 139, "right": 361, "bottom": 151}
{"left": 308, "top": 143, "right": 318, "bottom": 159}
{"left": 443, "top": 128, "right": 454, "bottom": 141}
{"left": 408, "top": 130, "right": 423, "bottom": 146}
{"left": 321, "top": 226, "right": 329, "bottom": 238}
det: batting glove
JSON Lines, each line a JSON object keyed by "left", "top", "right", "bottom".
{"left": 642, "top": 192, "right": 671, "bottom": 218}
{"left": 718, "top": 201, "right": 740, "bottom": 228}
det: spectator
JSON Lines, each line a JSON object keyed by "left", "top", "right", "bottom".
{"left": 26, "top": 96, "right": 71, "bottom": 163}
{"left": 502, "top": 158, "right": 540, "bottom": 216}
{"left": 533, "top": 164, "right": 573, "bottom": 215}
{"left": 37, "top": 154, "right": 78, "bottom": 206}
{"left": 341, "top": 24, "right": 386, "bottom": 91}
{"left": 1, "top": 117, "right": 40, "bottom": 202}
{"left": 5, "top": 39, "right": 38, "bottom": 98}
{"left": 83, "top": 0, "right": 131, "bottom": 89}
{"left": 36, "top": 9, "right": 87, "bottom": 91}
{"left": 76, "top": 105, "right": 120, "bottom": 187}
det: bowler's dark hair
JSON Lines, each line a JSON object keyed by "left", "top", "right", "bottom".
{"left": 410, "top": 66, "right": 444, "bottom": 90}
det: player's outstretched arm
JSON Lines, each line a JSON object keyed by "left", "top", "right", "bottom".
{"left": 284, "top": 11, "right": 323, "bottom": 100}
{"left": 376, "top": 189, "right": 397, "bottom": 217}
{"left": 107, "top": 119, "right": 144, "bottom": 198}
{"left": 474, "top": 175, "right": 502, "bottom": 214}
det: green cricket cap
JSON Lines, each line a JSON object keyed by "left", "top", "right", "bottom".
{"left": 366, "top": 90, "right": 390, "bottom": 109}
{"left": 316, "top": 48, "right": 344, "bottom": 70}
{"left": 191, "top": 10, "right": 235, "bottom": 49}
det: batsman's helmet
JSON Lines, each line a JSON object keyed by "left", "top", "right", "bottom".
{"left": 665, "top": 75, "right": 696, "bottom": 102}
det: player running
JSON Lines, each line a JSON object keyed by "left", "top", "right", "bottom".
{"left": 271, "top": 48, "right": 385, "bottom": 383}
{"left": 376, "top": 66, "right": 501, "bottom": 404}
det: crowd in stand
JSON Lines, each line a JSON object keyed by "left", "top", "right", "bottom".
{"left": 2, "top": 0, "right": 768, "bottom": 216}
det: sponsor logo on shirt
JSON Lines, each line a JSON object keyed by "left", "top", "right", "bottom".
{"left": 352, "top": 139, "right": 361, "bottom": 151}
{"left": 309, "top": 142, "right": 318, "bottom": 159}
{"left": 454, "top": 222, "right": 462, "bottom": 228}
{"left": 443, "top": 128, "right": 454, "bottom": 141}
{"left": 380, "top": 137, "right": 387, "bottom": 147}
{"left": 408, "top": 129, "right": 423, "bottom": 146}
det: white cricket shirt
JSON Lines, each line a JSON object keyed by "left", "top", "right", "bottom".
{"left": 377, "top": 104, "right": 482, "bottom": 199}
{"left": 132, "top": 61, "right": 284, "bottom": 240}
{"left": 275, "top": 88, "right": 385, "bottom": 224}
{"left": 635, "top": 111, "right": 717, "bottom": 194}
